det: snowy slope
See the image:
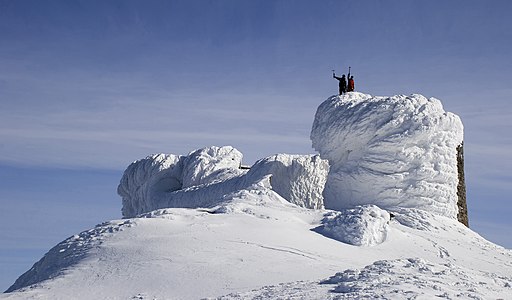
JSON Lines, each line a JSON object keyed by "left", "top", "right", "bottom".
{"left": 3, "top": 93, "right": 511, "bottom": 299}
{"left": 3, "top": 185, "right": 511, "bottom": 299}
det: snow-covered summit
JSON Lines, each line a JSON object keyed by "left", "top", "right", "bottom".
{"left": 311, "top": 92, "right": 464, "bottom": 220}
{"left": 121, "top": 92, "right": 465, "bottom": 222}
{"left": 4, "top": 93, "right": 510, "bottom": 300}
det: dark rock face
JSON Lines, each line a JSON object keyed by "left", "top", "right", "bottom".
{"left": 456, "top": 142, "right": 469, "bottom": 227}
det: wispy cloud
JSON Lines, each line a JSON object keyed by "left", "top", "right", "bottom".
{"left": 0, "top": 68, "right": 315, "bottom": 169}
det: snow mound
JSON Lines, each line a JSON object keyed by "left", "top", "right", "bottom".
{"left": 314, "top": 205, "right": 390, "bottom": 246}
{"left": 118, "top": 146, "right": 328, "bottom": 217}
{"left": 391, "top": 207, "right": 446, "bottom": 231}
{"left": 321, "top": 257, "right": 512, "bottom": 298}
{"left": 311, "top": 93, "right": 463, "bottom": 219}
{"left": 208, "top": 175, "right": 306, "bottom": 218}
{"left": 6, "top": 219, "right": 134, "bottom": 293}
{"left": 245, "top": 154, "right": 328, "bottom": 209}
{"left": 217, "top": 258, "right": 511, "bottom": 299}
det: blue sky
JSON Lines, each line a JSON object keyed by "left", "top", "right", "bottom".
{"left": 1, "top": 0, "right": 511, "bottom": 291}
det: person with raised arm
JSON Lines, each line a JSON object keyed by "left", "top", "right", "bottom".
{"left": 332, "top": 71, "right": 347, "bottom": 95}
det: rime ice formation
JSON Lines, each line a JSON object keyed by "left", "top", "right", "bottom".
{"left": 120, "top": 93, "right": 465, "bottom": 221}
{"left": 117, "top": 153, "right": 183, "bottom": 218}
{"left": 181, "top": 146, "right": 244, "bottom": 188}
{"left": 311, "top": 92, "right": 464, "bottom": 220}
{"left": 245, "top": 154, "right": 329, "bottom": 209}
{"left": 118, "top": 146, "right": 329, "bottom": 217}
{"left": 315, "top": 205, "right": 390, "bottom": 246}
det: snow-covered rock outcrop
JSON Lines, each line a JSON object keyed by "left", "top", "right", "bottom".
{"left": 118, "top": 146, "right": 328, "bottom": 217}
{"left": 311, "top": 92, "right": 464, "bottom": 220}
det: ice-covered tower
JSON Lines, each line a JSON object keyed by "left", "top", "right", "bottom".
{"left": 311, "top": 92, "right": 468, "bottom": 225}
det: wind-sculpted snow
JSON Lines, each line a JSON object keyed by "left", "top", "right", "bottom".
{"left": 245, "top": 154, "right": 328, "bottom": 209}
{"left": 117, "top": 153, "right": 183, "bottom": 218}
{"left": 181, "top": 146, "right": 244, "bottom": 188}
{"left": 315, "top": 205, "right": 390, "bottom": 246}
{"left": 311, "top": 92, "right": 464, "bottom": 219}
{"left": 118, "top": 146, "right": 328, "bottom": 217}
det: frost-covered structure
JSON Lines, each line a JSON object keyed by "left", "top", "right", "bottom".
{"left": 311, "top": 92, "right": 464, "bottom": 220}
{"left": 118, "top": 146, "right": 328, "bottom": 217}
{"left": 117, "top": 154, "right": 184, "bottom": 218}
{"left": 245, "top": 154, "right": 329, "bottom": 209}
{"left": 181, "top": 146, "right": 244, "bottom": 188}
{"left": 120, "top": 93, "right": 466, "bottom": 223}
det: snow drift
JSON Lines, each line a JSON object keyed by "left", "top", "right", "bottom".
{"left": 311, "top": 92, "right": 464, "bottom": 220}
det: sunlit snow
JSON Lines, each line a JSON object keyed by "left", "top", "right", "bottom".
{"left": 3, "top": 93, "right": 510, "bottom": 300}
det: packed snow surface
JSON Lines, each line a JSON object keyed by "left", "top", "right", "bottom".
{"left": 4, "top": 188, "right": 511, "bottom": 299}
{"left": 311, "top": 92, "right": 464, "bottom": 219}
{"left": 4, "top": 93, "right": 511, "bottom": 299}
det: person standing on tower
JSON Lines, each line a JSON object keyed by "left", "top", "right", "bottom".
{"left": 332, "top": 71, "right": 347, "bottom": 95}
{"left": 347, "top": 66, "right": 355, "bottom": 92}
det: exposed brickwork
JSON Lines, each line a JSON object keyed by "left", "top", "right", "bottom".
{"left": 456, "top": 142, "right": 469, "bottom": 227}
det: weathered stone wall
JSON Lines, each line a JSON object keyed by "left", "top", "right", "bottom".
{"left": 456, "top": 142, "right": 469, "bottom": 227}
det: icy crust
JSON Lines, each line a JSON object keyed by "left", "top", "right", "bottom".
{"left": 315, "top": 205, "right": 390, "bottom": 246}
{"left": 311, "top": 92, "right": 464, "bottom": 219}
{"left": 118, "top": 146, "right": 329, "bottom": 217}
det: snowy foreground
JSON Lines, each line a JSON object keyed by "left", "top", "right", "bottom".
{"left": 3, "top": 93, "right": 511, "bottom": 299}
